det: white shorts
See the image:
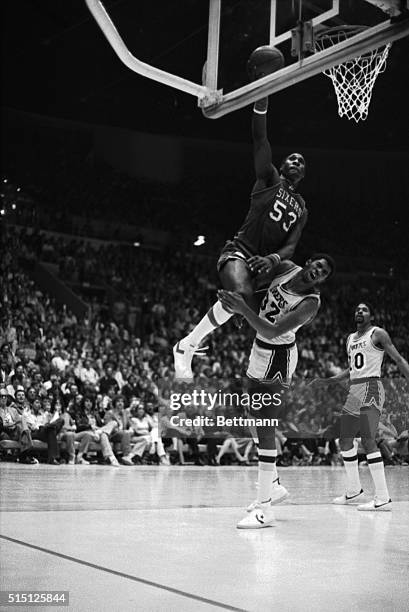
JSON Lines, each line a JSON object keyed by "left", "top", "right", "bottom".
{"left": 343, "top": 378, "right": 385, "bottom": 417}
{"left": 247, "top": 339, "right": 298, "bottom": 385}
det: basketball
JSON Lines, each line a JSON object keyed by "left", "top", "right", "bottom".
{"left": 247, "top": 45, "right": 285, "bottom": 81}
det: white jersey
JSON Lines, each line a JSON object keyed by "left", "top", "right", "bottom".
{"left": 347, "top": 326, "right": 384, "bottom": 380}
{"left": 256, "top": 264, "right": 320, "bottom": 345}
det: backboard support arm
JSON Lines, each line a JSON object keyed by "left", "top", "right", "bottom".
{"left": 84, "top": 0, "right": 215, "bottom": 101}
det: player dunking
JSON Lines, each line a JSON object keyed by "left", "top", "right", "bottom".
{"left": 173, "top": 96, "right": 307, "bottom": 380}
{"left": 218, "top": 253, "right": 335, "bottom": 528}
{"left": 311, "top": 302, "right": 409, "bottom": 511}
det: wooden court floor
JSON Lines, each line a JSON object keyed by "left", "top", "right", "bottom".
{"left": 1, "top": 463, "right": 408, "bottom": 612}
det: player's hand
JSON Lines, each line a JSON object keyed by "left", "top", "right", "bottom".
{"left": 217, "top": 290, "right": 247, "bottom": 315}
{"left": 248, "top": 256, "right": 274, "bottom": 275}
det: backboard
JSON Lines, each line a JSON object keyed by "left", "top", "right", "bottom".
{"left": 85, "top": 0, "right": 409, "bottom": 119}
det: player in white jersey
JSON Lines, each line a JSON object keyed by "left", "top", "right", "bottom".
{"left": 218, "top": 253, "right": 335, "bottom": 528}
{"left": 246, "top": 261, "right": 321, "bottom": 383}
{"left": 312, "top": 302, "right": 409, "bottom": 511}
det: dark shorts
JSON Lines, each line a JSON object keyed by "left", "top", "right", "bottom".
{"left": 216, "top": 241, "right": 274, "bottom": 297}
{"left": 217, "top": 239, "right": 255, "bottom": 273}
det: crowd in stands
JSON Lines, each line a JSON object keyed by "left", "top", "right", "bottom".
{"left": 1, "top": 94, "right": 408, "bottom": 474}
{"left": 1, "top": 223, "right": 408, "bottom": 468}
{"left": 3, "top": 111, "right": 409, "bottom": 276}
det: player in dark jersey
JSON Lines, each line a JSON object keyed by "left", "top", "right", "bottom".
{"left": 174, "top": 96, "right": 307, "bottom": 380}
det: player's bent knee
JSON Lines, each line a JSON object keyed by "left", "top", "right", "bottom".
{"left": 219, "top": 260, "right": 253, "bottom": 292}
{"left": 361, "top": 438, "right": 378, "bottom": 455}
{"left": 339, "top": 438, "right": 355, "bottom": 452}
{"left": 257, "top": 427, "right": 276, "bottom": 450}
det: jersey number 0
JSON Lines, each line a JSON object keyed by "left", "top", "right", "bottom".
{"left": 350, "top": 352, "right": 365, "bottom": 370}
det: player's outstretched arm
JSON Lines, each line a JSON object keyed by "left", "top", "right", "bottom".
{"left": 309, "top": 368, "right": 350, "bottom": 388}
{"left": 252, "top": 98, "right": 279, "bottom": 191}
{"left": 373, "top": 328, "right": 409, "bottom": 382}
{"left": 217, "top": 291, "right": 319, "bottom": 340}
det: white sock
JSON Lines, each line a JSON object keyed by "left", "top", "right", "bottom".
{"left": 187, "top": 301, "right": 232, "bottom": 346}
{"left": 341, "top": 444, "right": 361, "bottom": 494}
{"left": 367, "top": 451, "right": 389, "bottom": 500}
{"left": 271, "top": 462, "right": 278, "bottom": 485}
{"left": 251, "top": 430, "right": 259, "bottom": 453}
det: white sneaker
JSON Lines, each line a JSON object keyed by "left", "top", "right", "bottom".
{"left": 271, "top": 483, "right": 289, "bottom": 505}
{"left": 357, "top": 497, "right": 392, "bottom": 512}
{"left": 109, "top": 456, "right": 120, "bottom": 467}
{"left": 76, "top": 457, "right": 90, "bottom": 465}
{"left": 173, "top": 338, "right": 207, "bottom": 380}
{"left": 246, "top": 500, "right": 259, "bottom": 512}
{"left": 332, "top": 489, "right": 364, "bottom": 505}
{"left": 237, "top": 501, "right": 276, "bottom": 529}
{"left": 246, "top": 483, "right": 289, "bottom": 512}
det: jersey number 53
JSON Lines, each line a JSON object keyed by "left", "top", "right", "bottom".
{"left": 269, "top": 200, "right": 298, "bottom": 233}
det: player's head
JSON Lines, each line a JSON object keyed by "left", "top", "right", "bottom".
{"left": 354, "top": 302, "right": 375, "bottom": 326}
{"left": 302, "top": 253, "right": 335, "bottom": 285}
{"left": 280, "top": 153, "right": 306, "bottom": 185}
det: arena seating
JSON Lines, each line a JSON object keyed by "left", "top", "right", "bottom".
{"left": 1, "top": 174, "right": 408, "bottom": 467}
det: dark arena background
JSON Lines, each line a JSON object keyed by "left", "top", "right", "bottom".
{"left": 1, "top": 1, "right": 409, "bottom": 611}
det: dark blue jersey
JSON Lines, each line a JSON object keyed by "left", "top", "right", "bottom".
{"left": 234, "top": 178, "right": 307, "bottom": 256}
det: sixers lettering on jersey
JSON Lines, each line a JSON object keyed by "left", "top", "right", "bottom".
{"left": 234, "top": 178, "right": 306, "bottom": 256}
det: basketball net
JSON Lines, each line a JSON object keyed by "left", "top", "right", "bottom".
{"left": 315, "top": 27, "right": 391, "bottom": 122}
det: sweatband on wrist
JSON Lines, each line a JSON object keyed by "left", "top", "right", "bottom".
{"left": 268, "top": 253, "right": 281, "bottom": 266}
{"left": 253, "top": 97, "right": 268, "bottom": 114}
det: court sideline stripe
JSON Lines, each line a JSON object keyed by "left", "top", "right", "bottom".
{"left": 0, "top": 534, "right": 247, "bottom": 612}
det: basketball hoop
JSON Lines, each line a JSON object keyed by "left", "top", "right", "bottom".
{"left": 315, "top": 26, "right": 391, "bottom": 122}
